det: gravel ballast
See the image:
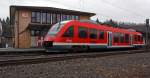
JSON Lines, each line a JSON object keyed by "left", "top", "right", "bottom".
{"left": 0, "top": 52, "right": 150, "bottom": 78}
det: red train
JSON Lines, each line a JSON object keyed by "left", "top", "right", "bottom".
{"left": 43, "top": 20, "right": 145, "bottom": 51}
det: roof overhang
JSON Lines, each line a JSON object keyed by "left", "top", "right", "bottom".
{"left": 11, "top": 5, "right": 95, "bottom": 16}
{"left": 10, "top": 5, "right": 96, "bottom": 26}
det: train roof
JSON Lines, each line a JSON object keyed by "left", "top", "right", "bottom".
{"left": 69, "top": 20, "right": 142, "bottom": 35}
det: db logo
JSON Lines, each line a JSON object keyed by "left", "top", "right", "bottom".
{"left": 66, "top": 39, "right": 72, "bottom": 42}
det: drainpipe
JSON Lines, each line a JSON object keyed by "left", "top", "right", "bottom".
{"left": 17, "top": 11, "right": 20, "bottom": 48}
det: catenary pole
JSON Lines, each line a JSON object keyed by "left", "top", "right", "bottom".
{"left": 146, "top": 19, "right": 149, "bottom": 49}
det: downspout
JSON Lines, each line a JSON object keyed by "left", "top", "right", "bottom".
{"left": 17, "top": 10, "right": 19, "bottom": 48}
{"left": 10, "top": 6, "right": 14, "bottom": 48}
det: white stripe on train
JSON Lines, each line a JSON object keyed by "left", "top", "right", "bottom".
{"left": 53, "top": 42, "right": 145, "bottom": 47}
{"left": 53, "top": 43, "right": 107, "bottom": 46}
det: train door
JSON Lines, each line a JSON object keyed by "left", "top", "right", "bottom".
{"left": 108, "top": 31, "right": 112, "bottom": 46}
{"left": 130, "top": 34, "right": 133, "bottom": 46}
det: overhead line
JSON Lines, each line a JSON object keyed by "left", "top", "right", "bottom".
{"left": 101, "top": 0, "right": 146, "bottom": 18}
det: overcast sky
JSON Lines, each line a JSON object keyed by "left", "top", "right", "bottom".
{"left": 0, "top": 0, "right": 150, "bottom": 23}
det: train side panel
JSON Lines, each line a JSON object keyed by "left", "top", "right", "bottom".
{"left": 43, "top": 20, "right": 145, "bottom": 51}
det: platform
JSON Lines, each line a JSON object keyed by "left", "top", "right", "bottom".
{"left": 0, "top": 48, "right": 46, "bottom": 54}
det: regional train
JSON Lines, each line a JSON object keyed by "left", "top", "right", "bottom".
{"left": 43, "top": 20, "right": 145, "bottom": 51}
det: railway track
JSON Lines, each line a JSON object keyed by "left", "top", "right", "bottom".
{"left": 0, "top": 49, "right": 149, "bottom": 66}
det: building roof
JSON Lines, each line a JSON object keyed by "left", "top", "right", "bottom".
{"left": 10, "top": 5, "right": 95, "bottom": 25}
{"left": 10, "top": 5, "right": 95, "bottom": 16}
{"left": 10, "top": 5, "right": 96, "bottom": 16}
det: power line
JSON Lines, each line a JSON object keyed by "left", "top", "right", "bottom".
{"left": 47, "top": 0, "right": 114, "bottom": 18}
{"left": 13, "top": 0, "right": 146, "bottom": 22}
{"left": 100, "top": 0, "right": 146, "bottom": 18}
{"left": 47, "top": 0, "right": 145, "bottom": 21}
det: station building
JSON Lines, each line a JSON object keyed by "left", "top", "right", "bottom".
{"left": 10, "top": 5, "right": 95, "bottom": 48}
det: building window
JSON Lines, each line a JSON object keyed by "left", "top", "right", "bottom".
{"left": 31, "top": 12, "right": 36, "bottom": 23}
{"left": 67, "top": 15, "right": 70, "bottom": 20}
{"left": 36, "top": 12, "right": 41, "bottom": 23}
{"left": 50, "top": 13, "right": 53, "bottom": 24}
{"left": 89, "top": 29, "right": 97, "bottom": 39}
{"left": 31, "top": 11, "right": 80, "bottom": 24}
{"left": 60, "top": 14, "right": 62, "bottom": 21}
{"left": 47, "top": 13, "right": 51, "bottom": 24}
{"left": 63, "top": 26, "right": 74, "bottom": 37}
{"left": 99, "top": 31, "right": 104, "bottom": 39}
{"left": 62, "top": 14, "right": 67, "bottom": 21}
{"left": 31, "top": 12, "right": 41, "bottom": 23}
{"left": 42, "top": 13, "right": 47, "bottom": 24}
{"left": 78, "top": 27, "right": 88, "bottom": 38}
{"left": 52, "top": 13, "right": 56, "bottom": 24}
{"left": 30, "top": 30, "right": 40, "bottom": 36}
{"left": 31, "top": 30, "right": 35, "bottom": 36}
{"left": 56, "top": 14, "right": 61, "bottom": 22}
{"left": 75, "top": 16, "right": 79, "bottom": 20}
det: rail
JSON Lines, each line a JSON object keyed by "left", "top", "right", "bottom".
{"left": 0, "top": 49, "right": 149, "bottom": 66}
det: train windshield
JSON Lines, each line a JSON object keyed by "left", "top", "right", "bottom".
{"left": 48, "top": 21, "right": 70, "bottom": 36}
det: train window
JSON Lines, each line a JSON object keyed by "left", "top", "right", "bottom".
{"left": 114, "top": 33, "right": 119, "bottom": 43}
{"left": 134, "top": 35, "right": 136, "bottom": 41}
{"left": 78, "top": 27, "right": 88, "bottom": 38}
{"left": 99, "top": 31, "right": 104, "bottom": 39}
{"left": 120, "top": 34, "right": 124, "bottom": 43}
{"left": 89, "top": 29, "right": 97, "bottom": 39}
{"left": 134, "top": 35, "right": 138, "bottom": 42}
{"left": 138, "top": 35, "right": 141, "bottom": 41}
{"left": 63, "top": 26, "right": 73, "bottom": 37}
{"left": 141, "top": 35, "right": 143, "bottom": 41}
{"left": 125, "top": 34, "right": 129, "bottom": 43}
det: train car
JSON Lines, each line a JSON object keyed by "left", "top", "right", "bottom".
{"left": 43, "top": 20, "right": 145, "bottom": 51}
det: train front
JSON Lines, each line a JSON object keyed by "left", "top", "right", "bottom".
{"left": 43, "top": 21, "right": 69, "bottom": 50}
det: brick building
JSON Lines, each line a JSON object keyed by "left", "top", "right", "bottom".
{"left": 10, "top": 5, "right": 95, "bottom": 48}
